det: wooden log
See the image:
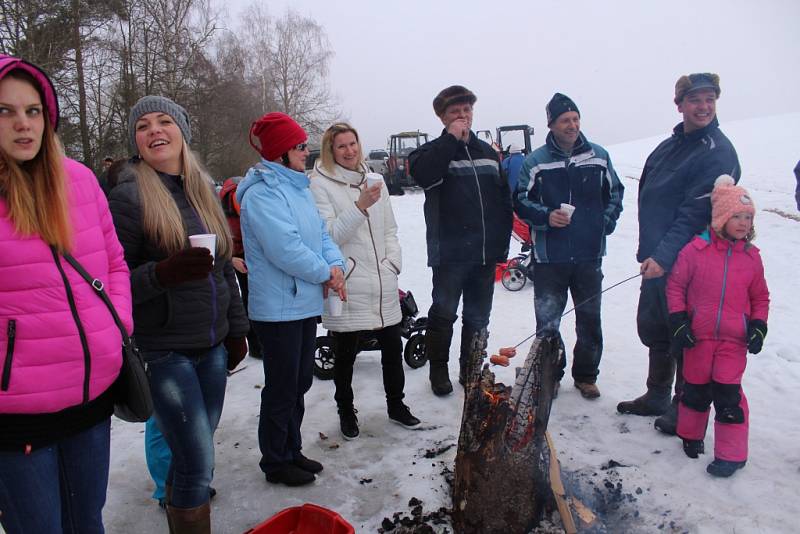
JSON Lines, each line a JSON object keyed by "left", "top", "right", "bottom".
{"left": 452, "top": 332, "right": 563, "bottom": 533}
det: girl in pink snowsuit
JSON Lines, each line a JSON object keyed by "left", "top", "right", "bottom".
{"left": 666, "top": 175, "right": 769, "bottom": 478}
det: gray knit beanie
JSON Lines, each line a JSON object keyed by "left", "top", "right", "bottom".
{"left": 128, "top": 95, "right": 192, "bottom": 152}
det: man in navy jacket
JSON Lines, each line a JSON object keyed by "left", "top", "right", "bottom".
{"left": 409, "top": 85, "right": 512, "bottom": 396}
{"left": 515, "top": 93, "right": 624, "bottom": 399}
{"left": 617, "top": 73, "right": 740, "bottom": 435}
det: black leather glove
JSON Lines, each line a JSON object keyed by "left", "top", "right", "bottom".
{"left": 746, "top": 320, "right": 767, "bottom": 354}
{"left": 154, "top": 247, "right": 213, "bottom": 288}
{"left": 669, "top": 311, "right": 696, "bottom": 351}
{"left": 224, "top": 336, "right": 248, "bottom": 370}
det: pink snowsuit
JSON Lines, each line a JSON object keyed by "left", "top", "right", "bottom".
{"left": 666, "top": 229, "right": 769, "bottom": 462}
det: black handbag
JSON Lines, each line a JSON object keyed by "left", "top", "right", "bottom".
{"left": 62, "top": 252, "right": 153, "bottom": 423}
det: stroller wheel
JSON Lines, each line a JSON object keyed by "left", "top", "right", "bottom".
{"left": 403, "top": 333, "right": 427, "bottom": 369}
{"left": 501, "top": 267, "right": 527, "bottom": 291}
{"left": 313, "top": 335, "right": 336, "bottom": 380}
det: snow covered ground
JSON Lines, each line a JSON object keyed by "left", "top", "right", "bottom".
{"left": 101, "top": 113, "right": 800, "bottom": 533}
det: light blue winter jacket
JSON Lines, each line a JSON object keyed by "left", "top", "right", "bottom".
{"left": 237, "top": 160, "right": 344, "bottom": 322}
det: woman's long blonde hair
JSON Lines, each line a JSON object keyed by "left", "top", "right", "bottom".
{"left": 0, "top": 70, "right": 72, "bottom": 252}
{"left": 134, "top": 140, "right": 232, "bottom": 259}
{"left": 319, "top": 122, "right": 365, "bottom": 173}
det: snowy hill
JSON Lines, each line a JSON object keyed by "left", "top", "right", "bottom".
{"left": 102, "top": 113, "right": 800, "bottom": 533}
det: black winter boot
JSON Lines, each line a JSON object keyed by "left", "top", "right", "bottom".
{"left": 425, "top": 321, "right": 454, "bottom": 396}
{"left": 654, "top": 397, "right": 678, "bottom": 435}
{"left": 617, "top": 350, "right": 675, "bottom": 416}
{"left": 706, "top": 458, "right": 746, "bottom": 477}
{"left": 388, "top": 402, "right": 421, "bottom": 428}
{"left": 682, "top": 439, "right": 704, "bottom": 458}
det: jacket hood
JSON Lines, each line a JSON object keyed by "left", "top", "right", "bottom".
{"left": 311, "top": 159, "right": 366, "bottom": 186}
{"left": 0, "top": 54, "right": 59, "bottom": 129}
{"left": 237, "top": 159, "right": 309, "bottom": 204}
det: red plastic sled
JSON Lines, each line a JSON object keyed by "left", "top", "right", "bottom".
{"left": 244, "top": 503, "right": 355, "bottom": 534}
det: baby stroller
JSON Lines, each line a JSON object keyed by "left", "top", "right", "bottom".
{"left": 313, "top": 289, "right": 428, "bottom": 380}
{"left": 500, "top": 214, "right": 534, "bottom": 291}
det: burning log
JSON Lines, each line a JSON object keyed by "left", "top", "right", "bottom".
{"left": 452, "top": 332, "right": 599, "bottom": 533}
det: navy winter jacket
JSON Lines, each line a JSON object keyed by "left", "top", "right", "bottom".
{"left": 637, "top": 118, "right": 740, "bottom": 272}
{"left": 514, "top": 132, "right": 623, "bottom": 264}
{"left": 409, "top": 131, "right": 512, "bottom": 266}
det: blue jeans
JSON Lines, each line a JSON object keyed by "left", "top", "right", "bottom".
{"left": 429, "top": 264, "right": 496, "bottom": 330}
{"left": 0, "top": 418, "right": 110, "bottom": 534}
{"left": 144, "top": 344, "right": 227, "bottom": 508}
{"left": 252, "top": 318, "right": 316, "bottom": 474}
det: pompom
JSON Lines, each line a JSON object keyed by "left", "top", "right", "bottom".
{"left": 714, "top": 174, "right": 735, "bottom": 188}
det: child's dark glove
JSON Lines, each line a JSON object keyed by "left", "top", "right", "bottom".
{"left": 155, "top": 247, "right": 213, "bottom": 288}
{"left": 669, "top": 311, "right": 696, "bottom": 351}
{"left": 746, "top": 320, "right": 767, "bottom": 354}
{"left": 224, "top": 336, "right": 248, "bottom": 370}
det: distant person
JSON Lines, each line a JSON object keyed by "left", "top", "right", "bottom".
{"left": 502, "top": 143, "right": 525, "bottom": 192}
{"left": 237, "top": 112, "right": 344, "bottom": 486}
{"left": 794, "top": 159, "right": 799, "bottom": 210}
{"left": 617, "top": 73, "right": 741, "bottom": 438}
{"left": 514, "top": 93, "right": 624, "bottom": 399}
{"left": 0, "top": 54, "right": 132, "bottom": 533}
{"left": 666, "top": 175, "right": 769, "bottom": 477}
{"left": 97, "top": 155, "right": 114, "bottom": 196}
{"left": 309, "top": 122, "right": 420, "bottom": 440}
{"left": 409, "top": 85, "right": 513, "bottom": 396}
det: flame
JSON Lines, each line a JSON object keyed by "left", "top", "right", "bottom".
{"left": 483, "top": 389, "right": 503, "bottom": 405}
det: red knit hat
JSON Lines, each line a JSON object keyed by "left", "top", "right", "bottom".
{"left": 711, "top": 175, "right": 755, "bottom": 233}
{"left": 249, "top": 112, "right": 307, "bottom": 161}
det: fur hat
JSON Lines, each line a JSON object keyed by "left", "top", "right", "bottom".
{"left": 711, "top": 174, "right": 755, "bottom": 233}
{"left": 432, "top": 85, "right": 477, "bottom": 117}
{"left": 546, "top": 93, "right": 579, "bottom": 126}
{"left": 674, "top": 72, "right": 721, "bottom": 104}
{"left": 0, "top": 54, "right": 59, "bottom": 129}
{"left": 249, "top": 112, "right": 307, "bottom": 161}
{"left": 128, "top": 95, "right": 192, "bottom": 152}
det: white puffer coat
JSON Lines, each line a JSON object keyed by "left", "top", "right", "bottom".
{"left": 309, "top": 161, "right": 402, "bottom": 332}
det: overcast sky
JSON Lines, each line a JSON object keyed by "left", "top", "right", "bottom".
{"left": 222, "top": 0, "right": 800, "bottom": 153}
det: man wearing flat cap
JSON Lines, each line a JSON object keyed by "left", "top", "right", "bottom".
{"left": 514, "top": 93, "right": 624, "bottom": 400}
{"left": 618, "top": 73, "right": 741, "bottom": 436}
{"left": 409, "top": 85, "right": 512, "bottom": 396}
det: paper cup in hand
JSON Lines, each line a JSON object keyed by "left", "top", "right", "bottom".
{"left": 189, "top": 234, "right": 216, "bottom": 264}
{"left": 560, "top": 203, "right": 575, "bottom": 221}
{"left": 365, "top": 172, "right": 383, "bottom": 188}
{"left": 326, "top": 293, "right": 343, "bottom": 317}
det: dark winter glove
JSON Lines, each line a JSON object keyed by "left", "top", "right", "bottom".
{"left": 669, "top": 311, "right": 696, "bottom": 351}
{"left": 154, "top": 247, "right": 213, "bottom": 288}
{"left": 224, "top": 336, "right": 248, "bottom": 370}
{"left": 746, "top": 320, "right": 767, "bottom": 355}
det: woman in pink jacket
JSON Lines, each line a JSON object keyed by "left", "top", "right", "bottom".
{"left": 0, "top": 55, "right": 132, "bottom": 533}
{"left": 666, "top": 175, "right": 769, "bottom": 478}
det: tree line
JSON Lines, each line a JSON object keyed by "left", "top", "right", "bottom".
{"left": 0, "top": 0, "right": 338, "bottom": 180}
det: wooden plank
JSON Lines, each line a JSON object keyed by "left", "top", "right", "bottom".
{"left": 546, "top": 431, "right": 577, "bottom": 534}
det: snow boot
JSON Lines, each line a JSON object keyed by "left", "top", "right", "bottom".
{"left": 265, "top": 463, "right": 315, "bottom": 486}
{"left": 682, "top": 439, "right": 705, "bottom": 459}
{"left": 425, "top": 320, "right": 454, "bottom": 396}
{"left": 167, "top": 502, "right": 210, "bottom": 534}
{"left": 654, "top": 397, "right": 678, "bottom": 435}
{"left": 338, "top": 407, "right": 359, "bottom": 440}
{"left": 293, "top": 452, "right": 323, "bottom": 474}
{"left": 617, "top": 349, "right": 674, "bottom": 415}
{"left": 706, "top": 458, "right": 746, "bottom": 477}
{"left": 574, "top": 381, "right": 600, "bottom": 399}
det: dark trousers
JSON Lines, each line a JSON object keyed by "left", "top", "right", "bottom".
{"left": 235, "top": 269, "right": 262, "bottom": 358}
{"left": 429, "top": 264, "right": 496, "bottom": 330}
{"left": 332, "top": 323, "right": 405, "bottom": 411}
{"left": 532, "top": 260, "right": 603, "bottom": 383}
{"left": 637, "top": 276, "right": 684, "bottom": 396}
{"left": 0, "top": 419, "right": 110, "bottom": 534}
{"left": 252, "top": 318, "right": 316, "bottom": 474}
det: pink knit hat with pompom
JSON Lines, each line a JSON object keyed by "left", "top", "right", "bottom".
{"left": 710, "top": 175, "right": 755, "bottom": 233}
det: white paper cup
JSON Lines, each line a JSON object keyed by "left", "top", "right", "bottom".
{"left": 189, "top": 233, "right": 216, "bottom": 264}
{"left": 560, "top": 203, "right": 575, "bottom": 220}
{"left": 365, "top": 172, "right": 383, "bottom": 188}
{"left": 326, "top": 293, "right": 343, "bottom": 317}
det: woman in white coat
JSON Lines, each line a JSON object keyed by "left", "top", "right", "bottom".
{"left": 310, "top": 122, "right": 420, "bottom": 439}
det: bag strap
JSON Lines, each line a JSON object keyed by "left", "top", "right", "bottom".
{"left": 60, "top": 250, "right": 133, "bottom": 347}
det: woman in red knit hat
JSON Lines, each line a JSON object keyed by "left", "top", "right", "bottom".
{"left": 236, "top": 112, "right": 345, "bottom": 486}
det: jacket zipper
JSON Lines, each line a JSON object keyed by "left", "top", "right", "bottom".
{"left": 51, "top": 250, "right": 92, "bottom": 403}
{"left": 714, "top": 244, "right": 732, "bottom": 338}
{"left": 1, "top": 319, "right": 16, "bottom": 391}
{"left": 465, "top": 146, "right": 487, "bottom": 264}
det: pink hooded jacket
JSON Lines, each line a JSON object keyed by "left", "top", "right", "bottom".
{"left": 666, "top": 229, "right": 769, "bottom": 344}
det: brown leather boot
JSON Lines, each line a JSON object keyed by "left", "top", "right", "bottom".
{"left": 167, "top": 502, "right": 211, "bottom": 534}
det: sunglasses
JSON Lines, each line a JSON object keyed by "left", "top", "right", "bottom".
{"left": 293, "top": 143, "right": 308, "bottom": 151}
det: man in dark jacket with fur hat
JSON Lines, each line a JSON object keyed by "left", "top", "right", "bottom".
{"left": 515, "top": 93, "right": 624, "bottom": 400}
{"left": 409, "top": 85, "right": 513, "bottom": 396}
{"left": 617, "top": 73, "right": 741, "bottom": 435}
